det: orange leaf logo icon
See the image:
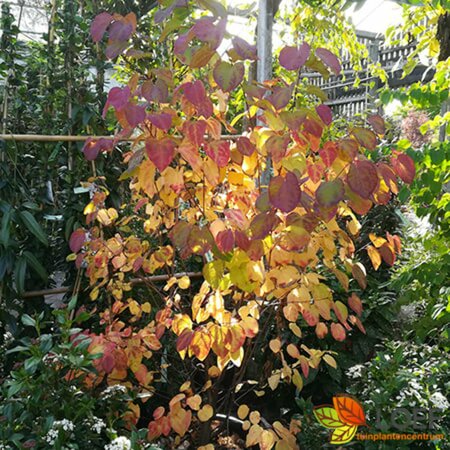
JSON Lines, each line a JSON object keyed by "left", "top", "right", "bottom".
{"left": 333, "top": 394, "right": 367, "bottom": 426}
{"left": 313, "top": 393, "right": 367, "bottom": 445}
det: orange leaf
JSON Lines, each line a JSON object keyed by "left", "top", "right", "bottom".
{"left": 332, "top": 394, "right": 367, "bottom": 426}
{"left": 189, "top": 329, "right": 212, "bottom": 361}
{"left": 169, "top": 404, "right": 192, "bottom": 436}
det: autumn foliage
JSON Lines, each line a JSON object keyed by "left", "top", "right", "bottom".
{"left": 68, "top": 2, "right": 416, "bottom": 448}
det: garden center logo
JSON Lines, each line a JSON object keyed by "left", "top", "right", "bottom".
{"left": 313, "top": 394, "right": 367, "bottom": 445}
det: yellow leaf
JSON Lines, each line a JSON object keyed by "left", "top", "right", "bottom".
{"left": 186, "top": 394, "right": 201, "bottom": 411}
{"left": 238, "top": 404, "right": 250, "bottom": 420}
{"left": 367, "top": 245, "right": 381, "bottom": 271}
{"left": 269, "top": 338, "right": 282, "bottom": 353}
{"left": 178, "top": 275, "right": 190, "bottom": 289}
{"left": 268, "top": 373, "right": 281, "bottom": 391}
{"left": 292, "top": 369, "right": 303, "bottom": 391}
{"left": 260, "top": 429, "right": 276, "bottom": 450}
{"left": 246, "top": 424, "right": 263, "bottom": 447}
{"left": 323, "top": 354, "right": 337, "bottom": 369}
{"left": 198, "top": 404, "right": 214, "bottom": 422}
{"left": 330, "top": 424, "right": 358, "bottom": 444}
{"left": 289, "top": 323, "right": 302, "bottom": 338}
{"left": 179, "top": 381, "right": 191, "bottom": 392}
{"left": 249, "top": 410, "right": 261, "bottom": 425}
{"left": 369, "top": 233, "right": 387, "bottom": 248}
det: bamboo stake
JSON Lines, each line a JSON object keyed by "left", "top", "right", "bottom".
{"left": 0, "top": 134, "right": 243, "bottom": 142}
{"left": 22, "top": 271, "right": 203, "bottom": 299}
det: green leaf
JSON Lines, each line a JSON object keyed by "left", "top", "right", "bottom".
{"left": 21, "top": 314, "right": 36, "bottom": 327}
{"left": 19, "top": 211, "right": 48, "bottom": 246}
{"left": 313, "top": 406, "right": 345, "bottom": 429}
{"left": 316, "top": 180, "right": 345, "bottom": 208}
{"left": 68, "top": 294, "right": 78, "bottom": 312}
{"left": 23, "top": 251, "right": 48, "bottom": 281}
{"left": 14, "top": 257, "right": 27, "bottom": 295}
{"left": 0, "top": 209, "right": 12, "bottom": 246}
{"left": 203, "top": 260, "right": 225, "bottom": 289}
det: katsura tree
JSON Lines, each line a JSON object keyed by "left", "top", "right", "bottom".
{"left": 69, "top": 2, "right": 415, "bottom": 448}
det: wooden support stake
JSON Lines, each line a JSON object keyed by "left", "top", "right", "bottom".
{"left": 22, "top": 271, "right": 203, "bottom": 299}
{"left": 0, "top": 134, "right": 243, "bottom": 142}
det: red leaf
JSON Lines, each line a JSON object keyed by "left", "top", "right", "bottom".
{"left": 176, "top": 328, "right": 194, "bottom": 352}
{"left": 269, "top": 172, "right": 301, "bottom": 213}
{"left": 250, "top": 211, "right": 280, "bottom": 240}
{"left": 100, "top": 353, "right": 115, "bottom": 373}
{"left": 279, "top": 42, "right": 310, "bottom": 70}
{"left": 141, "top": 79, "right": 169, "bottom": 103}
{"left": 216, "top": 229, "right": 234, "bottom": 253}
{"left": 377, "top": 162, "right": 399, "bottom": 194}
{"left": 345, "top": 186, "right": 373, "bottom": 215}
{"left": 109, "top": 20, "right": 133, "bottom": 41}
{"left": 103, "top": 86, "right": 131, "bottom": 117}
{"left": 391, "top": 153, "right": 415, "bottom": 184}
{"left": 213, "top": 61, "right": 245, "bottom": 92}
{"left": 307, "top": 161, "right": 325, "bottom": 184}
{"left": 183, "top": 120, "right": 207, "bottom": 147}
{"left": 347, "top": 160, "right": 379, "bottom": 199}
{"left": 184, "top": 80, "right": 206, "bottom": 106}
{"left": 184, "top": 80, "right": 213, "bottom": 118}
{"left": 205, "top": 140, "right": 230, "bottom": 168}
{"left": 303, "top": 118, "right": 324, "bottom": 138}
{"left": 316, "top": 104, "right": 333, "bottom": 126}
{"left": 315, "top": 48, "right": 341, "bottom": 75}
{"left": 378, "top": 242, "right": 396, "bottom": 266}
{"left": 264, "top": 134, "right": 290, "bottom": 163}
{"left": 368, "top": 114, "right": 386, "bottom": 135}
{"left": 232, "top": 37, "right": 257, "bottom": 60}
{"left": 91, "top": 12, "right": 113, "bottom": 42}
{"left": 338, "top": 139, "right": 359, "bottom": 161}
{"left": 69, "top": 229, "right": 86, "bottom": 253}
{"left": 146, "top": 138, "right": 177, "bottom": 172}
{"left": 148, "top": 113, "right": 172, "bottom": 131}
{"left": 348, "top": 293, "right": 363, "bottom": 317}
{"left": 316, "top": 179, "right": 344, "bottom": 208}
{"left": 352, "top": 127, "right": 377, "bottom": 151}
{"left": 169, "top": 222, "right": 193, "bottom": 258}
{"left": 124, "top": 103, "right": 146, "bottom": 127}
{"left": 224, "top": 208, "right": 247, "bottom": 229}
{"left": 82, "top": 138, "right": 113, "bottom": 161}
{"left": 192, "top": 17, "right": 226, "bottom": 50}
{"left": 178, "top": 142, "right": 202, "bottom": 172}
{"left": 330, "top": 323, "right": 346, "bottom": 341}
{"left": 188, "top": 226, "right": 214, "bottom": 255}
{"left": 267, "top": 84, "right": 294, "bottom": 110}
{"left": 235, "top": 230, "right": 250, "bottom": 250}
{"left": 236, "top": 136, "right": 255, "bottom": 156}
{"left": 319, "top": 142, "right": 338, "bottom": 167}
{"left": 105, "top": 40, "right": 128, "bottom": 59}
{"left": 280, "top": 110, "right": 307, "bottom": 130}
